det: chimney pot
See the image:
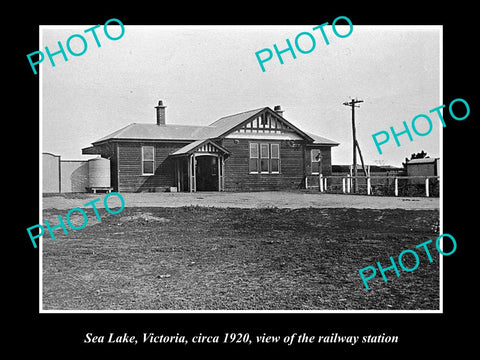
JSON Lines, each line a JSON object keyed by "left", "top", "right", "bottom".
{"left": 155, "top": 100, "right": 166, "bottom": 125}
{"left": 274, "top": 105, "right": 284, "bottom": 117}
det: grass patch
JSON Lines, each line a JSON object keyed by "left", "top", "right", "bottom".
{"left": 42, "top": 207, "right": 440, "bottom": 310}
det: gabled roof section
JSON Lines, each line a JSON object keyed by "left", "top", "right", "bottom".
{"left": 169, "top": 139, "right": 231, "bottom": 157}
{"left": 208, "top": 107, "right": 314, "bottom": 141}
{"left": 207, "top": 107, "right": 265, "bottom": 136}
{"left": 92, "top": 123, "right": 213, "bottom": 144}
{"left": 89, "top": 106, "right": 337, "bottom": 146}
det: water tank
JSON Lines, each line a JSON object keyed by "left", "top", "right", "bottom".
{"left": 88, "top": 157, "right": 111, "bottom": 188}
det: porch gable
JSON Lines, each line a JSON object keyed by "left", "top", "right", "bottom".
{"left": 169, "top": 139, "right": 231, "bottom": 158}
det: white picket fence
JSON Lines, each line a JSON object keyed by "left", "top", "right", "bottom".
{"left": 306, "top": 175, "right": 440, "bottom": 197}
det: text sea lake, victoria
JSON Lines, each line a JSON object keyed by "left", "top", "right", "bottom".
{"left": 84, "top": 331, "right": 397, "bottom": 346}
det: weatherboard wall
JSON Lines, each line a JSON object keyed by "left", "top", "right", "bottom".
{"left": 116, "top": 141, "right": 186, "bottom": 192}
{"left": 92, "top": 139, "right": 334, "bottom": 193}
{"left": 220, "top": 138, "right": 309, "bottom": 191}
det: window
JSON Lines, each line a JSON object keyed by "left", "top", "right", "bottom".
{"left": 311, "top": 149, "right": 321, "bottom": 174}
{"left": 271, "top": 144, "right": 280, "bottom": 173}
{"left": 142, "top": 146, "right": 155, "bottom": 175}
{"left": 249, "top": 142, "right": 280, "bottom": 174}
{"left": 260, "top": 143, "right": 269, "bottom": 173}
{"left": 249, "top": 143, "right": 259, "bottom": 173}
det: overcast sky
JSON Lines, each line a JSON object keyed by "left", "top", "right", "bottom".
{"left": 41, "top": 25, "right": 441, "bottom": 167}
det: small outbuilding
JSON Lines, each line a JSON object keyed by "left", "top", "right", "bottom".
{"left": 42, "top": 153, "right": 111, "bottom": 193}
{"left": 405, "top": 157, "right": 440, "bottom": 184}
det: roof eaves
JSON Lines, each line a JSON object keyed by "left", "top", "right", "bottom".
{"left": 304, "top": 131, "right": 339, "bottom": 145}
{"left": 92, "top": 123, "right": 137, "bottom": 144}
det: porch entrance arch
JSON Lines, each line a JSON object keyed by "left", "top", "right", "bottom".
{"left": 194, "top": 154, "right": 220, "bottom": 191}
{"left": 170, "top": 139, "right": 230, "bottom": 192}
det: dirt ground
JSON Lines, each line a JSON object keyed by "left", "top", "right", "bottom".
{"left": 41, "top": 206, "right": 440, "bottom": 311}
{"left": 42, "top": 191, "right": 440, "bottom": 210}
{"left": 41, "top": 191, "right": 440, "bottom": 311}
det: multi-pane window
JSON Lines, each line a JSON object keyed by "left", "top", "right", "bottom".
{"left": 271, "top": 144, "right": 280, "bottom": 173}
{"left": 142, "top": 146, "right": 155, "bottom": 175}
{"left": 311, "top": 149, "right": 321, "bottom": 174}
{"left": 260, "top": 143, "right": 269, "bottom": 173}
{"left": 249, "top": 143, "right": 259, "bottom": 173}
{"left": 249, "top": 142, "right": 280, "bottom": 174}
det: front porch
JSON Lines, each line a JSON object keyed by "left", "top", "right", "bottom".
{"left": 170, "top": 139, "right": 230, "bottom": 192}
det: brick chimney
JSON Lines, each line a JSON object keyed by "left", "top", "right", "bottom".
{"left": 274, "top": 105, "right": 284, "bottom": 117}
{"left": 155, "top": 100, "right": 166, "bottom": 125}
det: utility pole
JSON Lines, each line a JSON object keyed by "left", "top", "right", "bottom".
{"left": 343, "top": 98, "right": 365, "bottom": 193}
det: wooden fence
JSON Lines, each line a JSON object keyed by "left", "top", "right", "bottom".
{"left": 305, "top": 175, "right": 440, "bottom": 197}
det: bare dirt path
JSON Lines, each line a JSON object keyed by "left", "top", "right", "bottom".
{"left": 42, "top": 191, "right": 439, "bottom": 210}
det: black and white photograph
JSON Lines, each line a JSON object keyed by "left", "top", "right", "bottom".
{"left": 15, "top": 5, "right": 476, "bottom": 355}
{"left": 39, "top": 24, "right": 442, "bottom": 312}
